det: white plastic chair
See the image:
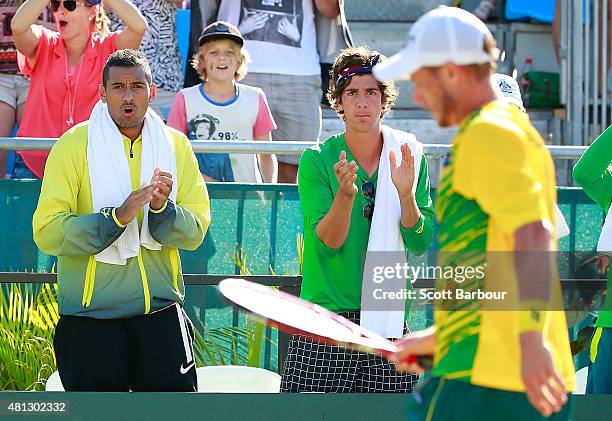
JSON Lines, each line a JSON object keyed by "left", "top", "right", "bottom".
{"left": 573, "top": 366, "right": 589, "bottom": 395}
{"left": 45, "top": 371, "right": 65, "bottom": 391}
{"left": 196, "top": 365, "right": 281, "bottom": 393}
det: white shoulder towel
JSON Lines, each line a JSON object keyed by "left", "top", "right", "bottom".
{"left": 87, "top": 100, "right": 177, "bottom": 265}
{"left": 360, "top": 125, "right": 423, "bottom": 338}
{"left": 597, "top": 205, "right": 612, "bottom": 255}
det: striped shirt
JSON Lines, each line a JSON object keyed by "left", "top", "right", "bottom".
{"left": 109, "top": 0, "right": 183, "bottom": 91}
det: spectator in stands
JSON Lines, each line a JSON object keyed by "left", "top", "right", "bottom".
{"left": 493, "top": 72, "right": 571, "bottom": 240}
{"left": 493, "top": 73, "right": 526, "bottom": 111}
{"left": 167, "top": 21, "right": 277, "bottom": 183}
{"left": 0, "top": 0, "right": 53, "bottom": 178}
{"left": 32, "top": 49, "right": 210, "bottom": 391}
{"left": 184, "top": 0, "right": 219, "bottom": 88}
{"left": 316, "top": 0, "right": 352, "bottom": 107}
{"left": 107, "top": 0, "right": 184, "bottom": 118}
{"left": 9, "top": 0, "right": 147, "bottom": 179}
{"left": 281, "top": 46, "right": 433, "bottom": 393}
{"left": 472, "top": 0, "right": 496, "bottom": 21}
{"left": 217, "top": 0, "right": 341, "bottom": 183}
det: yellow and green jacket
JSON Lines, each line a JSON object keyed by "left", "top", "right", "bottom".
{"left": 32, "top": 122, "right": 210, "bottom": 319}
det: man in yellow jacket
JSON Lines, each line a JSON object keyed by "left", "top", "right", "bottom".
{"left": 33, "top": 49, "right": 210, "bottom": 392}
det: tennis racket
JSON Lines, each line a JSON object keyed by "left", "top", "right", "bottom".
{"left": 218, "top": 278, "right": 433, "bottom": 370}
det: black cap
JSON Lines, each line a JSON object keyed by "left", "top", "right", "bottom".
{"left": 198, "top": 21, "right": 244, "bottom": 47}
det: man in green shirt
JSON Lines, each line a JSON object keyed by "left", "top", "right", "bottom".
{"left": 574, "top": 125, "right": 612, "bottom": 393}
{"left": 280, "top": 46, "right": 434, "bottom": 393}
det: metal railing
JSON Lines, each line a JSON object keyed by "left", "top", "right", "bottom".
{"left": 0, "top": 138, "right": 589, "bottom": 160}
{"left": 561, "top": 0, "right": 612, "bottom": 145}
{"left": 0, "top": 272, "right": 605, "bottom": 289}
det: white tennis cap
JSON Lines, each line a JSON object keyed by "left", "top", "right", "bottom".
{"left": 373, "top": 6, "right": 498, "bottom": 81}
{"left": 493, "top": 73, "right": 525, "bottom": 111}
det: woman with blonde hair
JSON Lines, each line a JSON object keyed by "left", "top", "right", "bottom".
{"left": 10, "top": 0, "right": 147, "bottom": 179}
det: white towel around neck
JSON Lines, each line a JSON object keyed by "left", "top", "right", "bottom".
{"left": 360, "top": 125, "right": 423, "bottom": 338}
{"left": 597, "top": 204, "right": 612, "bottom": 255}
{"left": 87, "top": 100, "right": 177, "bottom": 265}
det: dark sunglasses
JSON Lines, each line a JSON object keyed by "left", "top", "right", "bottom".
{"left": 50, "top": 0, "right": 86, "bottom": 12}
{"left": 362, "top": 180, "right": 375, "bottom": 220}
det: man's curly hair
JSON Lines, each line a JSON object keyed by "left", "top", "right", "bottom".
{"left": 327, "top": 46, "right": 399, "bottom": 120}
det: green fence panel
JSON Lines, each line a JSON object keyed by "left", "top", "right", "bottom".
{"left": 0, "top": 181, "right": 603, "bottom": 275}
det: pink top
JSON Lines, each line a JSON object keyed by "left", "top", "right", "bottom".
{"left": 17, "top": 28, "right": 118, "bottom": 178}
{"left": 166, "top": 89, "right": 276, "bottom": 138}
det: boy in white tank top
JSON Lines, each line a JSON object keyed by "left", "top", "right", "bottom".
{"left": 167, "top": 21, "right": 278, "bottom": 183}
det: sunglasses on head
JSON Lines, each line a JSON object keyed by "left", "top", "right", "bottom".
{"left": 362, "top": 180, "right": 375, "bottom": 220}
{"left": 50, "top": 0, "right": 86, "bottom": 12}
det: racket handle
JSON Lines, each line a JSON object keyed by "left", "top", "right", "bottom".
{"left": 407, "top": 354, "right": 434, "bottom": 371}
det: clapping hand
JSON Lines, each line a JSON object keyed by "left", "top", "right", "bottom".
{"left": 149, "top": 166, "right": 173, "bottom": 211}
{"left": 333, "top": 151, "right": 358, "bottom": 197}
{"left": 390, "top": 143, "right": 415, "bottom": 199}
{"left": 115, "top": 184, "right": 155, "bottom": 226}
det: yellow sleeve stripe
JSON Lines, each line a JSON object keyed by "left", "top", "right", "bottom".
{"left": 111, "top": 208, "right": 127, "bottom": 228}
{"left": 149, "top": 201, "right": 168, "bottom": 214}
{"left": 415, "top": 217, "right": 425, "bottom": 234}
{"left": 590, "top": 326, "right": 603, "bottom": 364}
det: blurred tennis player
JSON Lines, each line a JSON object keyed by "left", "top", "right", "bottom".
{"left": 374, "top": 7, "right": 575, "bottom": 420}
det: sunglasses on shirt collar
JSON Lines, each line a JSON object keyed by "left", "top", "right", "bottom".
{"left": 362, "top": 180, "right": 375, "bottom": 220}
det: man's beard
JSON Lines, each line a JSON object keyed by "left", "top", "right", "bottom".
{"left": 114, "top": 114, "right": 145, "bottom": 129}
{"left": 436, "top": 90, "right": 456, "bottom": 128}
{"left": 117, "top": 119, "right": 144, "bottom": 128}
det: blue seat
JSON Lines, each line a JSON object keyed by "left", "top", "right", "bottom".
{"left": 505, "top": 0, "right": 555, "bottom": 23}
{"left": 176, "top": 9, "right": 191, "bottom": 78}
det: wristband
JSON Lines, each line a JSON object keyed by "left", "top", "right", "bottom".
{"left": 111, "top": 207, "right": 127, "bottom": 228}
{"left": 149, "top": 201, "right": 168, "bottom": 214}
{"left": 517, "top": 300, "right": 548, "bottom": 333}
